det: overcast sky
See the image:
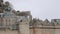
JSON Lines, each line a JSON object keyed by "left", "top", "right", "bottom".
{"left": 4, "top": 0, "right": 60, "bottom": 20}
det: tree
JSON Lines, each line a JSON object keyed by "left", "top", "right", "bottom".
{"left": 4, "top": 1, "right": 13, "bottom": 11}
{"left": 0, "top": 0, "right": 3, "bottom": 3}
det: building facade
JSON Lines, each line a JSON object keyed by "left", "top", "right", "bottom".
{"left": 0, "top": 0, "right": 60, "bottom": 34}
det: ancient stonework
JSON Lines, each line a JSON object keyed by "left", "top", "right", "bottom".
{"left": 0, "top": 0, "right": 60, "bottom": 34}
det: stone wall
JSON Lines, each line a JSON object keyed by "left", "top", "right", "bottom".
{"left": 30, "top": 26, "right": 60, "bottom": 34}
{"left": 0, "top": 30, "right": 18, "bottom": 34}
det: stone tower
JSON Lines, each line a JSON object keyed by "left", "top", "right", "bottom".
{"left": 17, "top": 11, "right": 32, "bottom": 34}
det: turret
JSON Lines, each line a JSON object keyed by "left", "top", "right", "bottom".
{"left": 16, "top": 11, "right": 31, "bottom": 34}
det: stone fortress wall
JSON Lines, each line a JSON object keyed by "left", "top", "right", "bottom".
{"left": 0, "top": 0, "right": 60, "bottom": 34}
{"left": 29, "top": 19, "right": 60, "bottom": 34}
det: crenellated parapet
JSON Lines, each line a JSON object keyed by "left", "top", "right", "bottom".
{"left": 30, "top": 18, "right": 60, "bottom": 26}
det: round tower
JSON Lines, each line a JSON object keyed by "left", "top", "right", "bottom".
{"left": 17, "top": 11, "right": 31, "bottom": 34}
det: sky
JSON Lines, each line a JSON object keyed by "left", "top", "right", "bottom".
{"left": 4, "top": 0, "right": 60, "bottom": 20}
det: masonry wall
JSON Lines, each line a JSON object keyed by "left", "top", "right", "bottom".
{"left": 0, "top": 27, "right": 60, "bottom": 34}
{"left": 55, "top": 29, "right": 60, "bottom": 34}
{"left": 0, "top": 30, "right": 18, "bottom": 34}
{"left": 30, "top": 26, "right": 60, "bottom": 34}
